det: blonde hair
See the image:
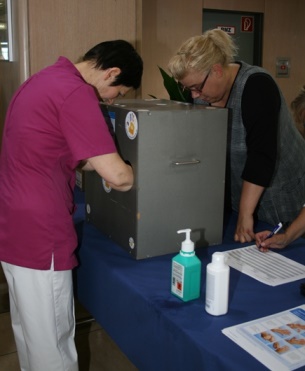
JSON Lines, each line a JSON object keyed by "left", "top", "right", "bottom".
{"left": 168, "top": 29, "right": 238, "bottom": 80}
{"left": 291, "top": 85, "right": 305, "bottom": 138}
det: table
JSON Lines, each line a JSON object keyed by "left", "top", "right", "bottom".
{"left": 74, "top": 191, "right": 305, "bottom": 370}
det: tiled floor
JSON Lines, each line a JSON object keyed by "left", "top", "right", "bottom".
{"left": 0, "top": 279, "right": 138, "bottom": 371}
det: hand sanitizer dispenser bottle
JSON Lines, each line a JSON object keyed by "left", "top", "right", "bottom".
{"left": 171, "top": 229, "right": 201, "bottom": 302}
{"left": 205, "top": 252, "right": 230, "bottom": 316}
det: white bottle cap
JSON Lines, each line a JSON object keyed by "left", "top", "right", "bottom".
{"left": 212, "top": 252, "right": 226, "bottom": 265}
{"left": 177, "top": 228, "right": 194, "bottom": 253}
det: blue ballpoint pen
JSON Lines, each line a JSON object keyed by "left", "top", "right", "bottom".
{"left": 259, "top": 222, "right": 283, "bottom": 248}
{"left": 265, "top": 222, "right": 283, "bottom": 239}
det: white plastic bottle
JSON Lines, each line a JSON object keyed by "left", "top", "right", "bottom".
{"left": 205, "top": 252, "right": 230, "bottom": 316}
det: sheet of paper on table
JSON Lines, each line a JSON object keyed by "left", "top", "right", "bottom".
{"left": 224, "top": 245, "right": 305, "bottom": 286}
{"left": 222, "top": 305, "right": 305, "bottom": 371}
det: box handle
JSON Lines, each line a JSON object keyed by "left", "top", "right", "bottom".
{"left": 172, "top": 159, "right": 201, "bottom": 166}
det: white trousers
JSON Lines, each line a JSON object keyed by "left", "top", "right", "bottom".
{"left": 1, "top": 260, "right": 78, "bottom": 371}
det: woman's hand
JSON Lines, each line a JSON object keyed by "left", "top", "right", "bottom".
{"left": 255, "top": 231, "right": 288, "bottom": 252}
{"left": 234, "top": 214, "right": 255, "bottom": 243}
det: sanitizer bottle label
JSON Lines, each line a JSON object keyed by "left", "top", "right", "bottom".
{"left": 171, "top": 261, "right": 185, "bottom": 298}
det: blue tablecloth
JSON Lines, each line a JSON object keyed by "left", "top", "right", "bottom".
{"left": 74, "top": 189, "right": 305, "bottom": 370}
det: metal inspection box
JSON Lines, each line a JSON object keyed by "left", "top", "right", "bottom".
{"left": 85, "top": 99, "right": 228, "bottom": 259}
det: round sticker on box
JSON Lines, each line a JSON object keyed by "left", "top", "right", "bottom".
{"left": 102, "top": 178, "right": 112, "bottom": 193}
{"left": 125, "top": 111, "right": 138, "bottom": 140}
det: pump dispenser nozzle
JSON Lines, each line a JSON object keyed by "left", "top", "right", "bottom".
{"left": 177, "top": 228, "right": 194, "bottom": 253}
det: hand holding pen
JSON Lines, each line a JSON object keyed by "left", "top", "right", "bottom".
{"left": 255, "top": 222, "right": 284, "bottom": 252}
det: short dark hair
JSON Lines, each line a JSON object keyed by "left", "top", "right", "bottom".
{"left": 83, "top": 40, "right": 143, "bottom": 90}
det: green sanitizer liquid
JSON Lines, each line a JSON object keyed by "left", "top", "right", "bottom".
{"left": 171, "top": 229, "right": 201, "bottom": 302}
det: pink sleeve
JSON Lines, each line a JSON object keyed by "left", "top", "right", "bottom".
{"left": 59, "top": 85, "right": 117, "bottom": 161}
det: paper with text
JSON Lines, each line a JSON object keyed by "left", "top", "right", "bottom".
{"left": 224, "top": 245, "right": 305, "bottom": 286}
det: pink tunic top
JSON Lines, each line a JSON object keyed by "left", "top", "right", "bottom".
{"left": 0, "top": 57, "right": 116, "bottom": 270}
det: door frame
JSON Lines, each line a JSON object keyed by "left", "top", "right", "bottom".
{"left": 203, "top": 9, "right": 264, "bottom": 66}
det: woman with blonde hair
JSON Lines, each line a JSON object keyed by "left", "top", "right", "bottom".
{"left": 168, "top": 29, "right": 305, "bottom": 243}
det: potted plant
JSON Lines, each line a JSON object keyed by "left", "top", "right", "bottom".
{"left": 150, "top": 66, "right": 193, "bottom": 104}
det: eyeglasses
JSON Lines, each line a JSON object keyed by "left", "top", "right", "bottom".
{"left": 182, "top": 70, "right": 210, "bottom": 94}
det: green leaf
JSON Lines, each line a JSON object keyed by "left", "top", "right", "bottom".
{"left": 158, "top": 66, "right": 193, "bottom": 103}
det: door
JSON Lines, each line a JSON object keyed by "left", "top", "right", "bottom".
{"left": 203, "top": 9, "right": 263, "bottom": 66}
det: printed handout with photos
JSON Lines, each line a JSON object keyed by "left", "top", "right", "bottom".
{"left": 222, "top": 305, "right": 305, "bottom": 371}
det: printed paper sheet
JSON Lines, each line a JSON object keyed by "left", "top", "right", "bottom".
{"left": 224, "top": 245, "right": 305, "bottom": 286}
{"left": 223, "top": 305, "right": 305, "bottom": 371}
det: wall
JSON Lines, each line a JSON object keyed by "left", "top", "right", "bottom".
{"left": 203, "top": 0, "right": 305, "bottom": 105}
{"left": 139, "top": 0, "right": 305, "bottom": 106}
{"left": 27, "top": 0, "right": 137, "bottom": 75}
{"left": 263, "top": 0, "right": 305, "bottom": 104}
{"left": 203, "top": 0, "right": 264, "bottom": 12}
{"left": 1, "top": 0, "right": 305, "bottom": 140}
{"left": 0, "top": 0, "right": 137, "bottom": 148}
{"left": 138, "top": 0, "right": 203, "bottom": 100}
{"left": 139, "top": 0, "right": 266, "bottom": 99}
